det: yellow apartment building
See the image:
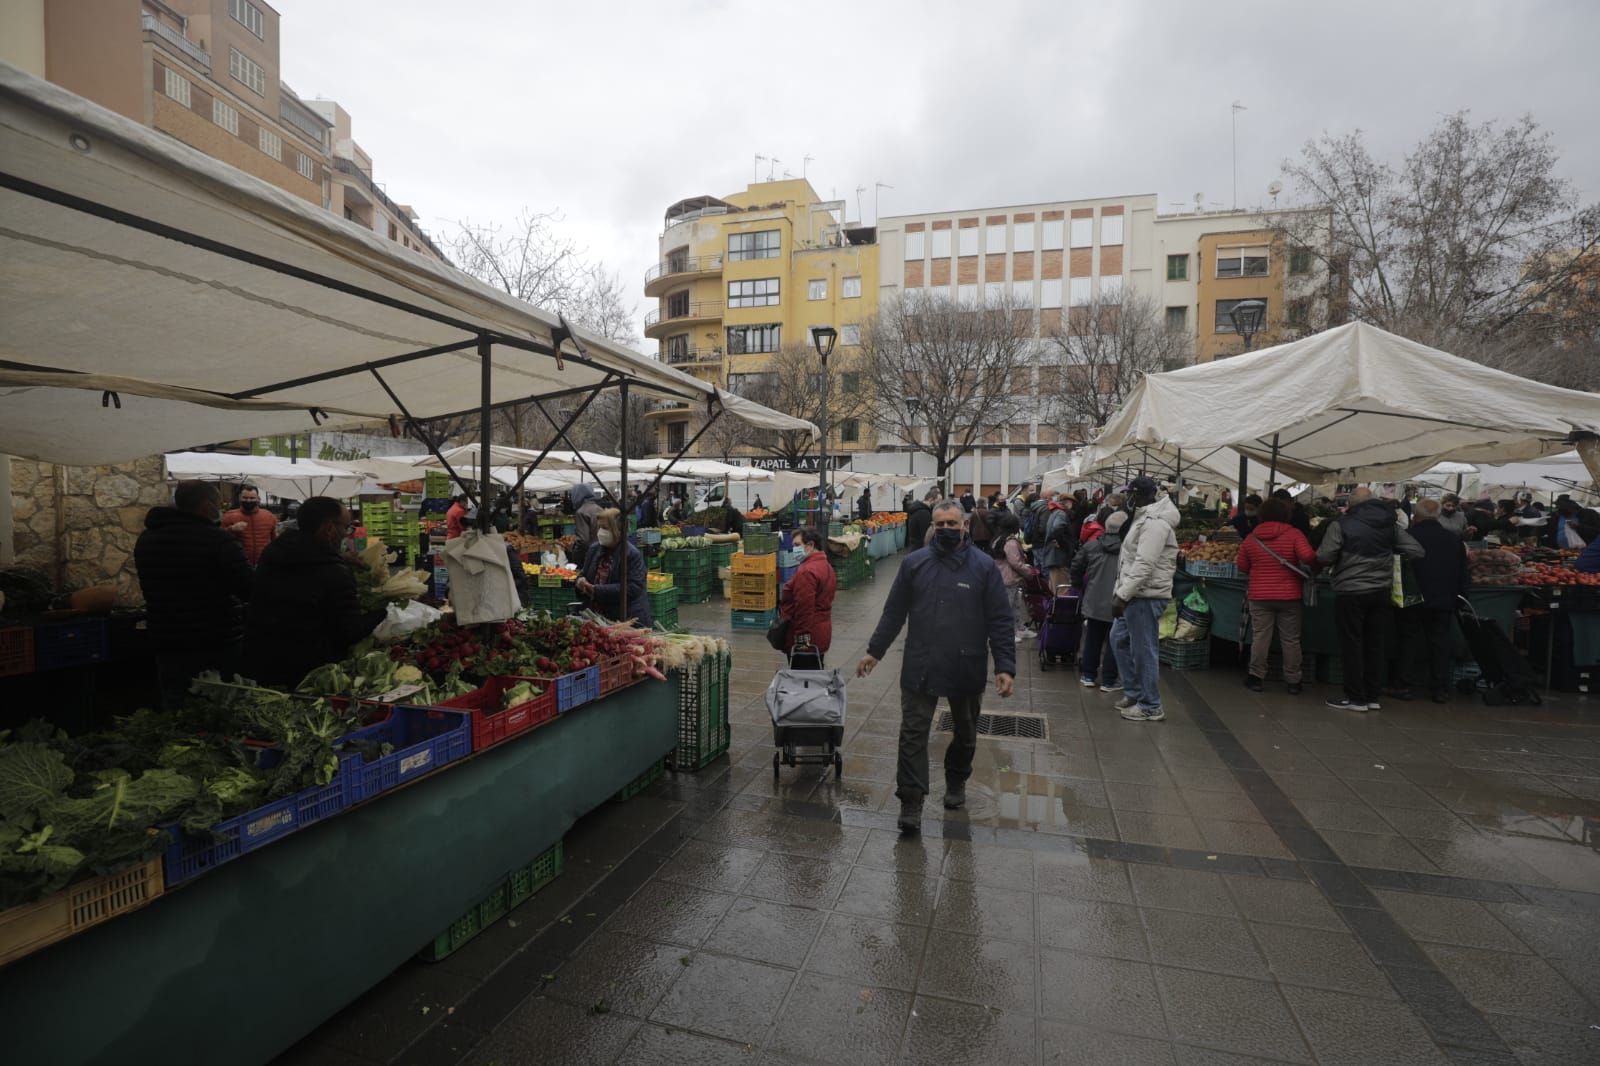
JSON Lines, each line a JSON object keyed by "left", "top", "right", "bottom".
{"left": 643, "top": 179, "right": 880, "bottom": 461}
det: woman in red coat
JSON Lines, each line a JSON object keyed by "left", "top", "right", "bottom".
{"left": 1234, "top": 496, "right": 1318, "bottom": 695}
{"left": 780, "top": 528, "right": 837, "bottom": 667}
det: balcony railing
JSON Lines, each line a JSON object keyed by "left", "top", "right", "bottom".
{"left": 279, "top": 97, "right": 330, "bottom": 145}
{"left": 332, "top": 157, "right": 446, "bottom": 258}
{"left": 645, "top": 254, "right": 723, "bottom": 286}
{"left": 141, "top": 13, "right": 210, "bottom": 69}
{"left": 644, "top": 301, "right": 723, "bottom": 328}
{"left": 658, "top": 345, "right": 723, "bottom": 366}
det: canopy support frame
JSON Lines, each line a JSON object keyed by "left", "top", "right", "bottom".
{"left": 368, "top": 366, "right": 482, "bottom": 509}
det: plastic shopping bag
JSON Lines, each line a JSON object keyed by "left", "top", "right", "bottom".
{"left": 373, "top": 599, "right": 442, "bottom": 642}
{"left": 1157, "top": 600, "right": 1180, "bottom": 639}
{"left": 1174, "top": 588, "right": 1213, "bottom": 642}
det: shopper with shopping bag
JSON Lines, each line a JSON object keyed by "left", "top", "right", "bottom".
{"left": 1235, "top": 496, "right": 1318, "bottom": 695}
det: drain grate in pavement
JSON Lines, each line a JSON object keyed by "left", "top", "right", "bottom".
{"left": 936, "top": 710, "right": 1048, "bottom": 740}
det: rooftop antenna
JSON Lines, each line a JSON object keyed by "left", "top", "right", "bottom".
{"left": 875, "top": 181, "right": 893, "bottom": 225}
{"left": 803, "top": 154, "right": 815, "bottom": 178}
{"left": 1231, "top": 100, "right": 1247, "bottom": 210}
{"left": 768, "top": 157, "right": 781, "bottom": 181}
{"left": 754, "top": 154, "right": 768, "bottom": 183}
{"left": 856, "top": 185, "right": 866, "bottom": 225}
{"left": 1267, "top": 180, "right": 1282, "bottom": 208}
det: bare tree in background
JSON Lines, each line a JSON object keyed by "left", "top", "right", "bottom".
{"left": 860, "top": 290, "right": 1034, "bottom": 483}
{"left": 1042, "top": 292, "right": 1192, "bottom": 437}
{"left": 730, "top": 344, "right": 875, "bottom": 470}
{"left": 1268, "top": 112, "right": 1600, "bottom": 385}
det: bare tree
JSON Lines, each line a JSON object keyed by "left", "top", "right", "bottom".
{"left": 728, "top": 344, "right": 875, "bottom": 470}
{"left": 860, "top": 290, "right": 1035, "bottom": 482}
{"left": 1042, "top": 292, "right": 1193, "bottom": 435}
{"left": 1269, "top": 112, "right": 1600, "bottom": 364}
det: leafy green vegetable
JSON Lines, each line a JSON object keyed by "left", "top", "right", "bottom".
{"left": 0, "top": 743, "right": 74, "bottom": 826}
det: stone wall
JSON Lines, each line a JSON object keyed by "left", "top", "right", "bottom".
{"left": 7, "top": 457, "right": 168, "bottom": 606}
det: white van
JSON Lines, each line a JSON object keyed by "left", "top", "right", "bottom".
{"left": 695, "top": 481, "right": 770, "bottom": 513}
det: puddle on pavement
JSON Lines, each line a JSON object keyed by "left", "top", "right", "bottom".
{"left": 953, "top": 769, "right": 1104, "bottom": 831}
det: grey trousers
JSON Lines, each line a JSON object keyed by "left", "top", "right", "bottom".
{"left": 897, "top": 688, "right": 983, "bottom": 802}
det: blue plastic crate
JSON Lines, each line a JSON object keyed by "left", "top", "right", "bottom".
{"left": 339, "top": 704, "right": 473, "bottom": 803}
{"left": 556, "top": 665, "right": 600, "bottom": 712}
{"left": 731, "top": 607, "right": 779, "bottom": 630}
{"left": 779, "top": 530, "right": 794, "bottom": 551}
{"left": 682, "top": 525, "right": 706, "bottom": 537}
{"left": 164, "top": 776, "right": 347, "bottom": 887}
{"left": 33, "top": 618, "right": 110, "bottom": 672}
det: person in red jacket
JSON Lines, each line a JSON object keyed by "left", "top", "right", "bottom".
{"left": 1235, "top": 496, "right": 1318, "bottom": 694}
{"left": 445, "top": 495, "right": 468, "bottom": 540}
{"left": 780, "top": 528, "right": 837, "bottom": 667}
{"left": 221, "top": 483, "right": 277, "bottom": 566}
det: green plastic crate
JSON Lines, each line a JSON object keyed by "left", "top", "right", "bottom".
{"left": 611, "top": 759, "right": 664, "bottom": 802}
{"left": 418, "top": 840, "right": 564, "bottom": 961}
{"left": 648, "top": 586, "right": 678, "bottom": 619}
{"left": 656, "top": 607, "right": 680, "bottom": 631}
{"left": 670, "top": 650, "right": 730, "bottom": 772}
{"left": 742, "top": 532, "right": 779, "bottom": 555}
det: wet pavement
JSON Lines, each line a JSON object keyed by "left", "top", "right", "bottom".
{"left": 278, "top": 554, "right": 1600, "bottom": 1066}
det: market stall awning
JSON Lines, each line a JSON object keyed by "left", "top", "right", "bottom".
{"left": 1475, "top": 451, "right": 1597, "bottom": 499}
{"left": 0, "top": 65, "right": 817, "bottom": 465}
{"left": 1061, "top": 443, "right": 1282, "bottom": 495}
{"left": 162, "top": 451, "right": 366, "bottom": 499}
{"left": 1078, "top": 321, "right": 1600, "bottom": 485}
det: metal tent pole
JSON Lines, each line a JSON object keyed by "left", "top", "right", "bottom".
{"left": 618, "top": 381, "right": 630, "bottom": 623}
{"left": 477, "top": 335, "right": 492, "bottom": 533}
{"left": 1267, "top": 433, "right": 1281, "bottom": 496}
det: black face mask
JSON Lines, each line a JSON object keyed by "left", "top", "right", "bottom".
{"left": 240, "top": 500, "right": 259, "bottom": 513}
{"left": 932, "top": 528, "right": 963, "bottom": 553}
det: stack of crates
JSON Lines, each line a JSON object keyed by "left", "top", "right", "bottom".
{"left": 1158, "top": 638, "right": 1211, "bottom": 671}
{"left": 660, "top": 546, "right": 716, "bottom": 604}
{"left": 830, "top": 545, "right": 871, "bottom": 590}
{"left": 709, "top": 540, "right": 738, "bottom": 570}
{"left": 423, "top": 470, "right": 452, "bottom": 500}
{"left": 669, "top": 647, "right": 731, "bottom": 772}
{"left": 416, "top": 840, "right": 564, "bottom": 961}
{"left": 742, "top": 531, "right": 780, "bottom": 556}
{"left": 363, "top": 500, "right": 393, "bottom": 539}
{"left": 730, "top": 552, "right": 779, "bottom": 627}
{"left": 777, "top": 547, "right": 804, "bottom": 586}
{"left": 649, "top": 586, "right": 679, "bottom": 630}
{"left": 385, "top": 509, "right": 422, "bottom": 570}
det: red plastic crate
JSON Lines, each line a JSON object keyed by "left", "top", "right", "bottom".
{"left": 0, "top": 626, "right": 34, "bottom": 678}
{"left": 598, "top": 655, "right": 635, "bottom": 697}
{"left": 438, "top": 676, "right": 558, "bottom": 750}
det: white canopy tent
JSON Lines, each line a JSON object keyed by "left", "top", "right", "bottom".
{"left": 1475, "top": 452, "right": 1598, "bottom": 500}
{"left": 162, "top": 451, "right": 367, "bottom": 500}
{"left": 0, "top": 65, "right": 816, "bottom": 477}
{"left": 1078, "top": 322, "right": 1600, "bottom": 487}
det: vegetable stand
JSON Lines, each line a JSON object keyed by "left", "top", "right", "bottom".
{"left": 0, "top": 675, "right": 679, "bottom": 1066}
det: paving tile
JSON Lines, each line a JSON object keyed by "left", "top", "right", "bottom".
{"left": 805, "top": 913, "right": 927, "bottom": 991}
{"left": 540, "top": 932, "right": 688, "bottom": 1018}
{"left": 854, "top": 827, "right": 947, "bottom": 877}
{"left": 1222, "top": 875, "right": 1346, "bottom": 932}
{"left": 1171, "top": 1047, "right": 1303, "bottom": 1065}
{"left": 1128, "top": 864, "right": 1238, "bottom": 917}
{"left": 1373, "top": 891, "right": 1531, "bottom": 953}
{"left": 613, "top": 1023, "right": 759, "bottom": 1066}
{"left": 1249, "top": 922, "right": 1396, "bottom": 998}
{"left": 1423, "top": 943, "right": 1595, "bottom": 1023}
{"left": 1154, "top": 968, "right": 1312, "bottom": 1064}
{"left": 1141, "top": 909, "right": 1269, "bottom": 979}
{"left": 1106, "top": 781, "right": 1192, "bottom": 815}
{"left": 1194, "top": 818, "right": 1294, "bottom": 859}
{"left": 834, "top": 864, "right": 941, "bottom": 925}
{"left": 1034, "top": 850, "right": 1135, "bottom": 904}
{"left": 1037, "top": 895, "right": 1149, "bottom": 961}
{"left": 742, "top": 853, "right": 850, "bottom": 909}
{"left": 905, "top": 998, "right": 1039, "bottom": 1066}
{"left": 1486, "top": 902, "right": 1600, "bottom": 959}
{"left": 1271, "top": 773, "right": 1361, "bottom": 803}
{"left": 1483, "top": 1013, "right": 1600, "bottom": 1066}
{"left": 1293, "top": 798, "right": 1395, "bottom": 834}
{"left": 694, "top": 809, "right": 794, "bottom": 850}
{"left": 1373, "top": 805, "right": 1478, "bottom": 842}
{"left": 1318, "top": 830, "right": 1441, "bottom": 873}
{"left": 1037, "top": 1020, "right": 1176, "bottom": 1065}
{"left": 933, "top": 878, "right": 1035, "bottom": 943}
{"left": 648, "top": 953, "right": 795, "bottom": 1044}
{"left": 464, "top": 994, "right": 640, "bottom": 1066}
{"left": 1038, "top": 948, "right": 1168, "bottom": 1040}
{"left": 1114, "top": 810, "right": 1208, "bottom": 850}
{"left": 703, "top": 897, "right": 826, "bottom": 968}
{"left": 604, "top": 881, "right": 738, "bottom": 947}
{"left": 654, "top": 840, "right": 768, "bottom": 894}
{"left": 767, "top": 973, "right": 912, "bottom": 1066}
{"left": 772, "top": 821, "right": 869, "bottom": 863}
{"left": 1280, "top": 985, "right": 1450, "bottom": 1065}
{"left": 918, "top": 932, "right": 1037, "bottom": 1013}
{"left": 317, "top": 960, "right": 477, "bottom": 1063}
{"left": 1407, "top": 836, "right": 1555, "bottom": 887}
{"left": 941, "top": 840, "right": 1036, "bottom": 887}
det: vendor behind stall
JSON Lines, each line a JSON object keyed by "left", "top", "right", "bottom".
{"left": 134, "top": 480, "right": 255, "bottom": 708}
{"left": 245, "top": 497, "right": 387, "bottom": 686}
{"left": 575, "top": 508, "right": 652, "bottom": 627}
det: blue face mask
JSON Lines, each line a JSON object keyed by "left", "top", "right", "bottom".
{"left": 932, "top": 527, "right": 963, "bottom": 553}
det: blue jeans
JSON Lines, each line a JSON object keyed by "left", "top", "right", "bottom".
{"left": 1111, "top": 598, "right": 1168, "bottom": 711}
{"left": 1080, "top": 618, "right": 1119, "bottom": 685}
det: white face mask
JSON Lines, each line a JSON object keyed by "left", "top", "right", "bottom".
{"left": 597, "top": 529, "right": 615, "bottom": 547}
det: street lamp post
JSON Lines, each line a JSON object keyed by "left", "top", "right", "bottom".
{"left": 1227, "top": 299, "right": 1268, "bottom": 501}
{"left": 812, "top": 326, "right": 838, "bottom": 528}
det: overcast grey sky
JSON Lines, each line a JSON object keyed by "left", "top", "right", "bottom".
{"left": 275, "top": 0, "right": 1599, "bottom": 346}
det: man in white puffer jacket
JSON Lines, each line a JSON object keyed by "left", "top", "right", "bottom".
{"left": 1110, "top": 477, "right": 1182, "bottom": 722}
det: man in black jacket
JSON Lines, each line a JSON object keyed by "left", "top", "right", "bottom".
{"left": 245, "top": 497, "right": 387, "bottom": 687}
{"left": 135, "top": 481, "right": 255, "bottom": 708}
{"left": 1405, "top": 499, "right": 1469, "bottom": 703}
{"left": 905, "top": 489, "right": 936, "bottom": 549}
{"left": 858, "top": 500, "right": 1016, "bottom": 832}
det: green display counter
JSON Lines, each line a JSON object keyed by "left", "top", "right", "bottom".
{"left": 0, "top": 678, "right": 681, "bottom": 1066}
{"left": 1176, "top": 573, "right": 1530, "bottom": 661}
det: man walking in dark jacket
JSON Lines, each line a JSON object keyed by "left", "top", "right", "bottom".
{"left": 245, "top": 497, "right": 387, "bottom": 687}
{"left": 1405, "top": 499, "right": 1469, "bottom": 703}
{"left": 1317, "top": 487, "right": 1425, "bottom": 711}
{"left": 905, "top": 489, "right": 936, "bottom": 549}
{"left": 135, "top": 481, "right": 256, "bottom": 708}
{"left": 858, "top": 500, "right": 1016, "bottom": 832}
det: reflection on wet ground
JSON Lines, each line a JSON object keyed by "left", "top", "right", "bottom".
{"left": 278, "top": 555, "right": 1600, "bottom": 1066}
